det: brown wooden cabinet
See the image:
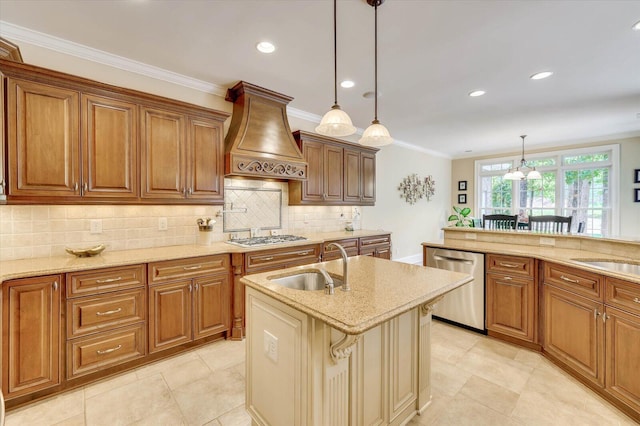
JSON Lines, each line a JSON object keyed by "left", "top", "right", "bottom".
{"left": 2, "top": 275, "right": 62, "bottom": 398}
{"left": 289, "top": 131, "right": 377, "bottom": 206}
{"left": 359, "top": 235, "right": 391, "bottom": 259}
{"left": 148, "top": 255, "right": 230, "bottom": 353}
{"left": 0, "top": 68, "right": 6, "bottom": 200}
{"left": 322, "top": 238, "right": 359, "bottom": 261}
{"left": 486, "top": 254, "right": 536, "bottom": 343}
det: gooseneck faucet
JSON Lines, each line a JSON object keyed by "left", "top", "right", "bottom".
{"left": 326, "top": 242, "right": 350, "bottom": 291}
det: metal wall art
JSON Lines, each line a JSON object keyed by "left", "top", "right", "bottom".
{"left": 398, "top": 174, "right": 436, "bottom": 205}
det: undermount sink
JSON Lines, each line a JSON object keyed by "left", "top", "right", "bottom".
{"left": 572, "top": 259, "right": 640, "bottom": 276}
{"left": 269, "top": 270, "right": 343, "bottom": 291}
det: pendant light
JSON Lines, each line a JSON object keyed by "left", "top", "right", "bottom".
{"left": 504, "top": 135, "right": 541, "bottom": 180}
{"left": 316, "top": 0, "right": 357, "bottom": 137}
{"left": 359, "top": 0, "right": 393, "bottom": 147}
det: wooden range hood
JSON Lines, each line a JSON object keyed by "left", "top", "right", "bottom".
{"left": 224, "top": 81, "right": 307, "bottom": 180}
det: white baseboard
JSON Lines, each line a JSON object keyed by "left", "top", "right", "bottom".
{"left": 393, "top": 253, "right": 423, "bottom": 265}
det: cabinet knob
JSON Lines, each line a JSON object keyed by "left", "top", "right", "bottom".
{"left": 53, "top": 281, "right": 58, "bottom": 291}
{"left": 83, "top": 182, "right": 88, "bottom": 193}
{"left": 602, "top": 313, "right": 609, "bottom": 323}
{"left": 73, "top": 182, "right": 79, "bottom": 192}
{"left": 633, "top": 297, "right": 640, "bottom": 304}
{"left": 195, "top": 283, "right": 199, "bottom": 291}
{"left": 188, "top": 283, "right": 193, "bottom": 292}
{"left": 0, "top": 179, "right": 4, "bottom": 194}
{"left": 594, "top": 308, "right": 601, "bottom": 319}
{"left": 188, "top": 187, "right": 193, "bottom": 195}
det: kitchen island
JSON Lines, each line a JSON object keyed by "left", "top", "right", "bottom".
{"left": 240, "top": 256, "right": 472, "bottom": 426}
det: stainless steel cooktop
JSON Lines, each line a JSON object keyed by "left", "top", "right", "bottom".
{"left": 226, "top": 235, "right": 307, "bottom": 248}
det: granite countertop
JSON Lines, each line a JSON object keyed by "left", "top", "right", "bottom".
{"left": 0, "top": 230, "right": 390, "bottom": 282}
{"left": 240, "top": 256, "right": 473, "bottom": 336}
{"left": 422, "top": 239, "right": 640, "bottom": 284}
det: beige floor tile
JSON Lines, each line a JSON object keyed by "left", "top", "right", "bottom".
{"left": 83, "top": 371, "right": 139, "bottom": 399}
{"left": 431, "top": 394, "right": 519, "bottom": 426}
{"left": 458, "top": 375, "right": 520, "bottom": 416}
{"left": 85, "top": 374, "right": 176, "bottom": 425}
{"left": 406, "top": 393, "right": 452, "bottom": 425}
{"left": 216, "top": 405, "right": 252, "bottom": 426}
{"left": 524, "top": 365, "right": 589, "bottom": 411}
{"left": 52, "top": 414, "right": 85, "bottom": 426}
{"left": 172, "top": 367, "right": 245, "bottom": 425}
{"left": 5, "top": 389, "right": 84, "bottom": 426}
{"left": 472, "top": 337, "right": 520, "bottom": 360}
{"left": 455, "top": 346, "right": 533, "bottom": 394}
{"left": 431, "top": 358, "right": 472, "bottom": 397}
{"left": 135, "top": 350, "right": 200, "bottom": 379}
{"left": 196, "top": 339, "right": 246, "bottom": 372}
{"left": 162, "top": 358, "right": 213, "bottom": 390}
{"left": 129, "top": 403, "right": 186, "bottom": 426}
{"left": 514, "top": 347, "right": 543, "bottom": 369}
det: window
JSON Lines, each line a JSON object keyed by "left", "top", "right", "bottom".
{"left": 475, "top": 145, "right": 619, "bottom": 236}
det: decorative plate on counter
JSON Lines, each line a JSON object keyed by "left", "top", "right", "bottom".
{"left": 65, "top": 244, "right": 106, "bottom": 257}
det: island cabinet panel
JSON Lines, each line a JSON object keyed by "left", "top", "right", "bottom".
{"left": 486, "top": 254, "right": 537, "bottom": 344}
{"left": 543, "top": 283, "right": 605, "bottom": 387}
{"left": 388, "top": 310, "right": 418, "bottom": 423}
{"left": 2, "top": 274, "right": 62, "bottom": 398}
{"left": 82, "top": 93, "right": 138, "bottom": 199}
{"left": 605, "top": 306, "right": 640, "bottom": 414}
{"left": 149, "top": 280, "right": 193, "bottom": 352}
{"left": 7, "top": 78, "right": 80, "bottom": 197}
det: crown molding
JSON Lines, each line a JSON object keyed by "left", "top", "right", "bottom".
{"left": 0, "top": 21, "right": 227, "bottom": 97}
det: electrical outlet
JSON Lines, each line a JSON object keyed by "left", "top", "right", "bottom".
{"left": 264, "top": 330, "right": 278, "bottom": 363}
{"left": 303, "top": 214, "right": 309, "bottom": 224}
{"left": 465, "top": 233, "right": 477, "bottom": 240}
{"left": 89, "top": 219, "right": 102, "bottom": 234}
{"left": 270, "top": 229, "right": 280, "bottom": 236}
{"left": 158, "top": 217, "right": 168, "bottom": 231}
{"left": 540, "top": 237, "right": 555, "bottom": 246}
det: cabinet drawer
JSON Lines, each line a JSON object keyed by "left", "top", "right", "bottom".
{"left": 67, "top": 264, "right": 146, "bottom": 298}
{"left": 487, "top": 254, "right": 534, "bottom": 277}
{"left": 67, "top": 289, "right": 146, "bottom": 338}
{"left": 606, "top": 277, "right": 640, "bottom": 315}
{"left": 544, "top": 262, "right": 603, "bottom": 301}
{"left": 245, "top": 244, "right": 321, "bottom": 273}
{"left": 323, "top": 239, "right": 359, "bottom": 261}
{"left": 149, "top": 254, "right": 229, "bottom": 284}
{"left": 67, "top": 323, "right": 146, "bottom": 379}
{"left": 359, "top": 234, "right": 390, "bottom": 248}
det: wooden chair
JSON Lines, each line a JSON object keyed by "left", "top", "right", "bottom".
{"left": 527, "top": 215, "right": 572, "bottom": 232}
{"left": 482, "top": 214, "right": 518, "bottom": 230}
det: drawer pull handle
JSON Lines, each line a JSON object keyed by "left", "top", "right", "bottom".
{"left": 96, "top": 307, "right": 122, "bottom": 316}
{"left": 53, "top": 281, "right": 58, "bottom": 291}
{"left": 634, "top": 298, "right": 640, "bottom": 304}
{"left": 262, "top": 257, "right": 274, "bottom": 261}
{"left": 594, "top": 309, "right": 601, "bottom": 319}
{"left": 96, "top": 344, "right": 122, "bottom": 355}
{"left": 183, "top": 265, "right": 202, "bottom": 271}
{"left": 560, "top": 275, "right": 580, "bottom": 284}
{"left": 499, "top": 262, "right": 520, "bottom": 268}
{"left": 502, "top": 276, "right": 513, "bottom": 280}
{"left": 298, "top": 251, "right": 310, "bottom": 256}
{"left": 96, "top": 277, "right": 123, "bottom": 284}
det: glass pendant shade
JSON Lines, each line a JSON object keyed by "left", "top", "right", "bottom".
{"left": 526, "top": 169, "right": 542, "bottom": 180}
{"left": 503, "top": 135, "right": 541, "bottom": 180}
{"left": 316, "top": 105, "right": 357, "bottom": 137}
{"left": 509, "top": 170, "right": 525, "bottom": 180}
{"left": 359, "top": 120, "right": 393, "bottom": 147}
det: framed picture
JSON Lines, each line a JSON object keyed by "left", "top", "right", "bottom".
{"left": 635, "top": 169, "right": 640, "bottom": 184}
{"left": 635, "top": 188, "right": 640, "bottom": 203}
{"left": 458, "top": 193, "right": 467, "bottom": 204}
{"left": 458, "top": 180, "right": 467, "bottom": 191}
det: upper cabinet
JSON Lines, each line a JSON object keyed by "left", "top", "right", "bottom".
{"left": 0, "top": 59, "right": 229, "bottom": 204}
{"left": 289, "top": 131, "right": 378, "bottom": 206}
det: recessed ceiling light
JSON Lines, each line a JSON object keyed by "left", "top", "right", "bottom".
{"left": 256, "top": 41, "right": 275, "bottom": 54}
{"left": 633, "top": 20, "right": 640, "bottom": 31}
{"left": 340, "top": 80, "right": 355, "bottom": 88}
{"left": 468, "top": 90, "right": 486, "bottom": 97}
{"left": 530, "top": 71, "right": 554, "bottom": 80}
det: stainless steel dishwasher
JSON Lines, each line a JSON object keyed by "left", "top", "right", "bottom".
{"left": 425, "top": 247, "right": 485, "bottom": 333}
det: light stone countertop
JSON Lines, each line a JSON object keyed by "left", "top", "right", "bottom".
{"left": 0, "top": 230, "right": 390, "bottom": 282}
{"left": 422, "top": 239, "right": 640, "bottom": 284}
{"left": 240, "top": 256, "right": 473, "bottom": 336}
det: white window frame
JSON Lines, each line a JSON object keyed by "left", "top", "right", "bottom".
{"left": 474, "top": 144, "right": 620, "bottom": 236}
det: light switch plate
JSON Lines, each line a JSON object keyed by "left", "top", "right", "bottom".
{"left": 158, "top": 217, "right": 168, "bottom": 231}
{"left": 89, "top": 219, "right": 102, "bottom": 234}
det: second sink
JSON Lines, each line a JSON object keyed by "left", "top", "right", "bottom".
{"left": 269, "top": 270, "right": 343, "bottom": 291}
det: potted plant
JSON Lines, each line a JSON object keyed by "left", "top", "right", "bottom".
{"left": 448, "top": 206, "right": 475, "bottom": 227}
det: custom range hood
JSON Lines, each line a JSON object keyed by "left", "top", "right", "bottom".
{"left": 224, "top": 81, "right": 307, "bottom": 180}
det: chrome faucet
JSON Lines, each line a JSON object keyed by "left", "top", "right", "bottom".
{"left": 319, "top": 268, "right": 335, "bottom": 295}
{"left": 326, "top": 242, "right": 350, "bottom": 291}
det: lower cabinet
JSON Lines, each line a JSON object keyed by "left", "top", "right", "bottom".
{"left": 359, "top": 234, "right": 391, "bottom": 259}
{"left": 148, "top": 255, "right": 230, "bottom": 353}
{"left": 486, "top": 274, "right": 536, "bottom": 342}
{"left": 2, "top": 275, "right": 62, "bottom": 398}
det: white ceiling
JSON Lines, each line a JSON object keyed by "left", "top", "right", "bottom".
{"left": 1, "top": 0, "right": 639, "bottom": 158}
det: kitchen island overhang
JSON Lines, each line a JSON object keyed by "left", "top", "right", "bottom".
{"left": 241, "top": 256, "right": 472, "bottom": 426}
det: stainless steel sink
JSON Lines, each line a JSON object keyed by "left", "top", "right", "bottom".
{"left": 572, "top": 259, "right": 640, "bottom": 276}
{"left": 269, "top": 271, "right": 343, "bottom": 291}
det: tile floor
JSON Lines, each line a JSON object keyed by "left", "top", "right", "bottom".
{"left": 4, "top": 320, "right": 637, "bottom": 426}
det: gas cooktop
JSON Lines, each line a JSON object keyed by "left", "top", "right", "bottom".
{"left": 226, "top": 235, "right": 308, "bottom": 248}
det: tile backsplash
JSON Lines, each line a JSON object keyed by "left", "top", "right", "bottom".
{"left": 0, "top": 179, "right": 360, "bottom": 261}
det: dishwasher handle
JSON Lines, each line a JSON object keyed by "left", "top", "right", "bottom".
{"left": 432, "top": 254, "right": 474, "bottom": 265}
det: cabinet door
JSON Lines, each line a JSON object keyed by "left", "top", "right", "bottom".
{"left": 324, "top": 144, "right": 343, "bottom": 202}
{"left": 193, "top": 274, "right": 230, "bottom": 339}
{"left": 376, "top": 246, "right": 391, "bottom": 260}
{"left": 140, "top": 107, "right": 186, "bottom": 199}
{"left": 301, "top": 140, "right": 325, "bottom": 202}
{"left": 0, "top": 73, "right": 5, "bottom": 199}
{"left": 186, "top": 116, "right": 224, "bottom": 200}
{"left": 3, "top": 275, "right": 61, "bottom": 397}
{"left": 343, "top": 148, "right": 361, "bottom": 203}
{"left": 7, "top": 78, "right": 80, "bottom": 197}
{"left": 361, "top": 151, "right": 376, "bottom": 204}
{"left": 486, "top": 274, "right": 535, "bottom": 341}
{"left": 82, "top": 94, "right": 138, "bottom": 198}
{"left": 605, "top": 306, "right": 640, "bottom": 413}
{"left": 148, "top": 280, "right": 192, "bottom": 353}
{"left": 543, "top": 284, "right": 604, "bottom": 386}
